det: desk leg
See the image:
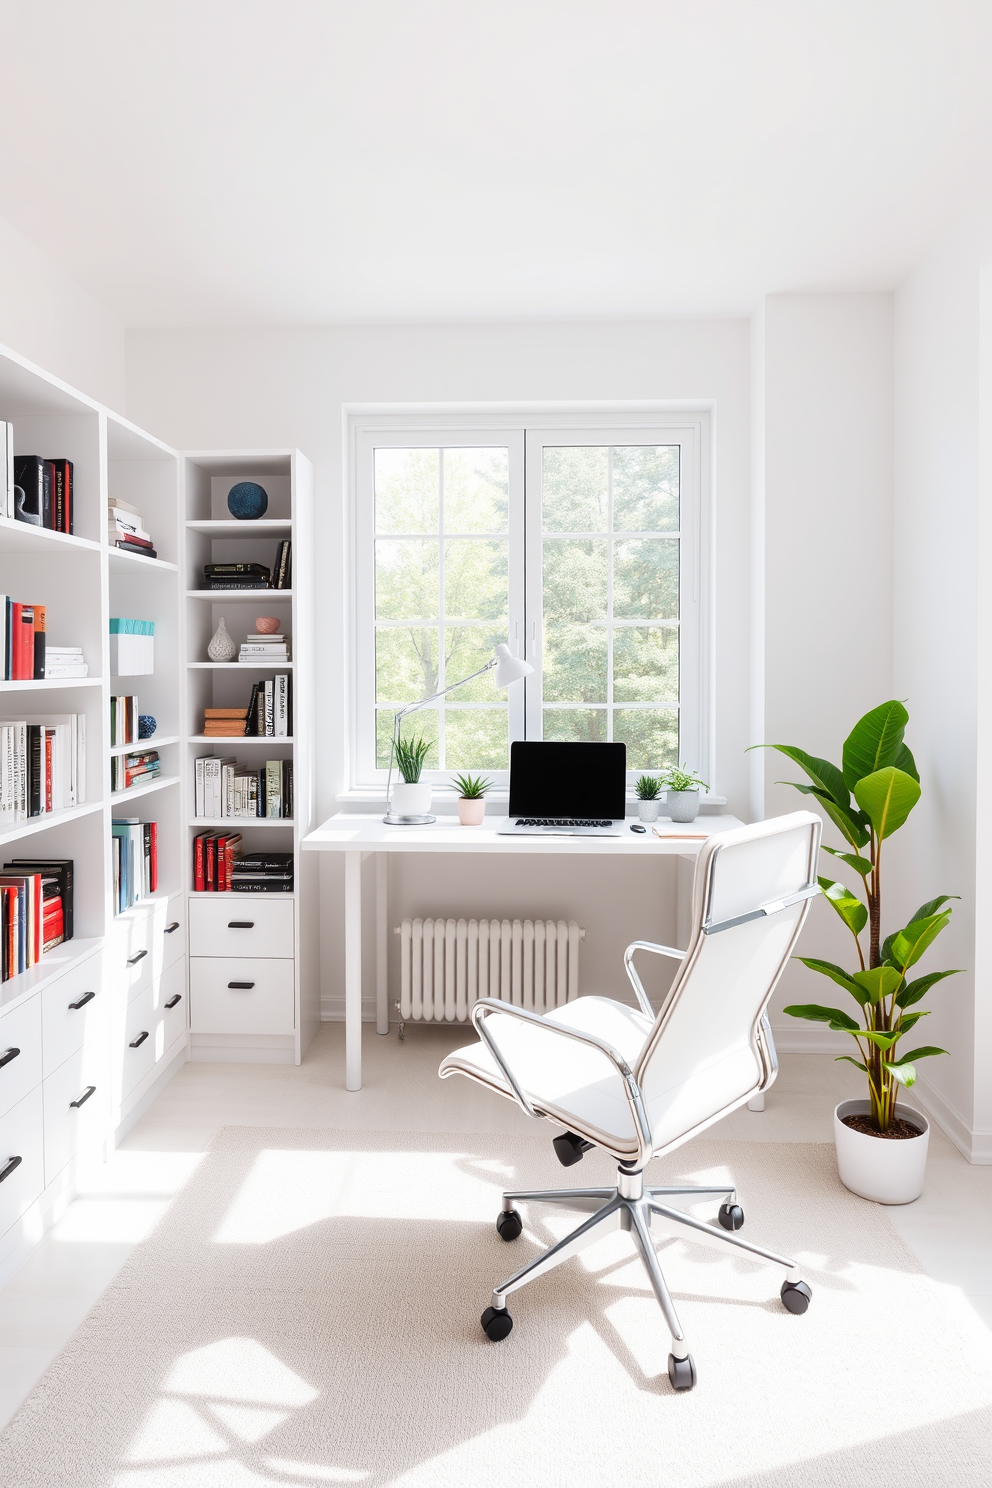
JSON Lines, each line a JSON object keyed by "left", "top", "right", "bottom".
{"left": 345, "top": 850, "right": 362, "bottom": 1091}
{"left": 375, "top": 852, "right": 389, "bottom": 1035}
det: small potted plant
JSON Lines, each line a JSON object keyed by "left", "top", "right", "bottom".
{"left": 390, "top": 734, "right": 433, "bottom": 819}
{"left": 760, "top": 700, "right": 959, "bottom": 1204}
{"left": 451, "top": 772, "right": 492, "bottom": 826}
{"left": 662, "top": 764, "right": 710, "bottom": 822}
{"left": 634, "top": 774, "right": 663, "bottom": 822}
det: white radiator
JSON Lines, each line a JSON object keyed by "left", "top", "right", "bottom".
{"left": 396, "top": 918, "right": 584, "bottom": 1024}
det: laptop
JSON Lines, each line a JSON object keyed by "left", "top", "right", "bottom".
{"left": 498, "top": 741, "right": 627, "bottom": 835}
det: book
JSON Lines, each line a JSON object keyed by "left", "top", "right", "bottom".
{"left": 265, "top": 760, "right": 282, "bottom": 818}
{"left": 201, "top": 577, "right": 269, "bottom": 590}
{"left": 12, "top": 456, "right": 48, "bottom": 527}
{"left": 115, "top": 538, "right": 158, "bottom": 559}
{"left": 108, "top": 496, "right": 140, "bottom": 516}
{"left": 32, "top": 603, "right": 46, "bottom": 681}
{"left": 51, "top": 460, "right": 73, "bottom": 534}
{"left": 4, "top": 859, "right": 74, "bottom": 941}
{"left": 274, "top": 539, "right": 291, "bottom": 589}
{"left": 204, "top": 562, "right": 271, "bottom": 577}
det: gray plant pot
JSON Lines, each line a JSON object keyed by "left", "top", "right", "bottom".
{"left": 666, "top": 789, "right": 700, "bottom": 823}
{"left": 637, "top": 800, "right": 660, "bottom": 822}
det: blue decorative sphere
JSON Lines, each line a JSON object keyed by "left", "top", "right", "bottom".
{"left": 227, "top": 481, "right": 268, "bottom": 519}
{"left": 138, "top": 715, "right": 157, "bottom": 739}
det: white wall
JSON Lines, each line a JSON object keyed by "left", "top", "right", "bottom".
{"left": 0, "top": 214, "right": 125, "bottom": 409}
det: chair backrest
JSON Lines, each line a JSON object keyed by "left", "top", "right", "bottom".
{"left": 635, "top": 811, "right": 821, "bottom": 1152}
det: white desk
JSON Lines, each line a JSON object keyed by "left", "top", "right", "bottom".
{"left": 301, "top": 812, "right": 744, "bottom": 1089}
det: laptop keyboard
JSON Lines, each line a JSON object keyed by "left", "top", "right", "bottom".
{"left": 514, "top": 818, "right": 614, "bottom": 828}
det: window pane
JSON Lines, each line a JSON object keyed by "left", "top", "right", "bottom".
{"left": 613, "top": 539, "right": 679, "bottom": 620}
{"left": 613, "top": 627, "right": 679, "bottom": 703}
{"left": 543, "top": 539, "right": 607, "bottom": 622}
{"left": 375, "top": 539, "right": 439, "bottom": 621}
{"left": 445, "top": 709, "right": 508, "bottom": 770}
{"left": 444, "top": 624, "right": 509, "bottom": 700}
{"left": 377, "top": 707, "right": 439, "bottom": 770}
{"left": 444, "top": 539, "right": 508, "bottom": 622}
{"left": 542, "top": 447, "right": 608, "bottom": 532}
{"left": 543, "top": 625, "right": 607, "bottom": 702}
{"left": 613, "top": 709, "right": 679, "bottom": 770}
{"left": 375, "top": 627, "right": 438, "bottom": 702}
{"left": 374, "top": 448, "right": 439, "bottom": 533}
{"left": 613, "top": 446, "right": 679, "bottom": 531}
{"left": 443, "top": 448, "right": 509, "bottom": 532}
{"left": 542, "top": 707, "right": 607, "bottom": 742}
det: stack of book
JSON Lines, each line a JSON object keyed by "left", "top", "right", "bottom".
{"left": 0, "top": 715, "right": 87, "bottom": 824}
{"left": 230, "top": 852, "right": 294, "bottom": 894}
{"left": 1, "top": 598, "right": 47, "bottom": 679}
{"left": 112, "top": 819, "right": 158, "bottom": 912}
{"left": 9, "top": 451, "right": 74, "bottom": 532}
{"left": 273, "top": 539, "right": 291, "bottom": 589}
{"left": 45, "top": 646, "right": 88, "bottom": 680}
{"left": 192, "top": 831, "right": 243, "bottom": 891}
{"left": 109, "top": 618, "right": 155, "bottom": 676}
{"left": 245, "top": 675, "right": 291, "bottom": 735}
{"left": 0, "top": 860, "right": 72, "bottom": 968}
{"left": 239, "top": 632, "right": 289, "bottom": 663}
{"left": 194, "top": 756, "right": 293, "bottom": 818}
{"left": 111, "top": 748, "right": 160, "bottom": 793}
{"left": 203, "top": 562, "right": 270, "bottom": 590}
{"left": 109, "top": 497, "right": 156, "bottom": 558}
{"left": 202, "top": 707, "right": 247, "bottom": 738}
{"left": 110, "top": 695, "right": 139, "bottom": 747}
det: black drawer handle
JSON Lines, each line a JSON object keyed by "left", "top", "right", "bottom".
{"left": 129, "top": 1030, "right": 149, "bottom": 1048}
{"left": 0, "top": 1155, "right": 22, "bottom": 1183}
{"left": 164, "top": 921, "right": 180, "bottom": 933}
{"left": 164, "top": 994, "right": 182, "bottom": 1009}
{"left": 70, "top": 1085, "right": 96, "bottom": 1109}
{"left": 127, "top": 949, "right": 148, "bottom": 966}
{"left": 68, "top": 991, "right": 96, "bottom": 1011}
{"left": 228, "top": 921, "right": 254, "bottom": 929}
{"left": 228, "top": 981, "right": 255, "bottom": 990}
{"left": 0, "top": 1047, "right": 20, "bottom": 1070}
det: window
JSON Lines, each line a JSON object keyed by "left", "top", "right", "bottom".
{"left": 353, "top": 413, "right": 708, "bottom": 788}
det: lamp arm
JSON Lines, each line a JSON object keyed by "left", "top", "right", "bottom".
{"left": 385, "top": 657, "right": 498, "bottom": 806}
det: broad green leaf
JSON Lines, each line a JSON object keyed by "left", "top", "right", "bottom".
{"left": 818, "top": 876, "right": 868, "bottom": 936}
{"left": 888, "top": 913, "right": 952, "bottom": 972}
{"left": 758, "top": 745, "right": 850, "bottom": 807}
{"left": 889, "top": 1045, "right": 948, "bottom": 1064}
{"left": 852, "top": 965, "right": 904, "bottom": 1003}
{"left": 789, "top": 786, "right": 871, "bottom": 850}
{"left": 795, "top": 956, "right": 868, "bottom": 1002}
{"left": 885, "top": 1061, "right": 917, "bottom": 1087}
{"left": 835, "top": 1055, "right": 868, "bottom": 1072}
{"left": 897, "top": 968, "right": 962, "bottom": 1008}
{"left": 862, "top": 1029, "right": 902, "bottom": 1051}
{"left": 782, "top": 1002, "right": 862, "bottom": 1031}
{"left": 853, "top": 766, "right": 921, "bottom": 840}
{"left": 905, "top": 895, "right": 959, "bottom": 924}
{"left": 892, "top": 742, "right": 920, "bottom": 783}
{"left": 842, "top": 700, "right": 910, "bottom": 789}
{"left": 896, "top": 1010, "right": 928, "bottom": 1033}
{"left": 822, "top": 846, "right": 873, "bottom": 877}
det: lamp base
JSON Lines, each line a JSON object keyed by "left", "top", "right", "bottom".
{"left": 382, "top": 813, "right": 437, "bottom": 826}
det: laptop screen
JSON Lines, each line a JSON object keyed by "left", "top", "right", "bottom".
{"left": 508, "top": 741, "right": 627, "bottom": 819}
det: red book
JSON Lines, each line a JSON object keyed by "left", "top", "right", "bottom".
{"left": 149, "top": 820, "right": 158, "bottom": 894}
{"left": 44, "top": 732, "right": 53, "bottom": 812}
{"left": 205, "top": 834, "right": 216, "bottom": 890}
{"left": 222, "top": 834, "right": 242, "bottom": 893}
{"left": 193, "top": 832, "right": 205, "bottom": 892}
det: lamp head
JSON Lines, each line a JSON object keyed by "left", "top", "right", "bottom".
{"left": 493, "top": 643, "right": 533, "bottom": 687}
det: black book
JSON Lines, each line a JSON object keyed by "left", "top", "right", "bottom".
{"left": 27, "top": 725, "right": 42, "bottom": 816}
{"left": 244, "top": 682, "right": 261, "bottom": 735}
{"left": 274, "top": 540, "right": 291, "bottom": 589}
{"left": 204, "top": 562, "right": 271, "bottom": 577}
{"left": 233, "top": 852, "right": 294, "bottom": 872}
{"left": 227, "top": 879, "right": 293, "bottom": 893}
{"left": 13, "top": 455, "right": 49, "bottom": 526}
{"left": 116, "top": 538, "right": 158, "bottom": 559}
{"left": 282, "top": 760, "right": 293, "bottom": 819}
{"left": 202, "top": 577, "right": 270, "bottom": 590}
{"left": 51, "top": 459, "right": 73, "bottom": 534}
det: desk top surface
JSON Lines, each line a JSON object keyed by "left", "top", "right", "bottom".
{"left": 302, "top": 812, "right": 745, "bottom": 854}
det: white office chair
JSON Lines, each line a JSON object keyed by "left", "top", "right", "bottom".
{"left": 438, "top": 810, "right": 822, "bottom": 1390}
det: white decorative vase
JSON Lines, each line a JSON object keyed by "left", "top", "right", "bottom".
{"left": 833, "top": 1098, "right": 930, "bottom": 1204}
{"left": 207, "top": 616, "right": 236, "bottom": 662}
{"left": 637, "top": 800, "right": 660, "bottom": 822}
{"left": 390, "top": 780, "right": 432, "bottom": 819}
{"left": 666, "top": 789, "right": 700, "bottom": 823}
{"left": 457, "top": 797, "right": 486, "bottom": 826}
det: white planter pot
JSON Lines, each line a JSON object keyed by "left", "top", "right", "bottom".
{"left": 637, "top": 800, "right": 660, "bottom": 822}
{"left": 833, "top": 1098, "right": 930, "bottom": 1204}
{"left": 666, "top": 789, "right": 700, "bottom": 823}
{"left": 457, "top": 797, "right": 486, "bottom": 826}
{"left": 389, "top": 780, "right": 432, "bottom": 819}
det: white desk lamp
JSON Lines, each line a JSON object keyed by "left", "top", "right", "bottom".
{"left": 384, "top": 643, "right": 533, "bottom": 825}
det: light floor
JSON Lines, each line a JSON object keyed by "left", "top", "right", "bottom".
{"left": 1, "top": 1023, "right": 991, "bottom": 1432}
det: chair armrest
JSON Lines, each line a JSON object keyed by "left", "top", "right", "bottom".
{"left": 470, "top": 998, "right": 653, "bottom": 1156}
{"left": 623, "top": 940, "right": 686, "bottom": 1018}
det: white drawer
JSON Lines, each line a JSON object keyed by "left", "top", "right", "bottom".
{"left": 0, "top": 1086, "right": 44, "bottom": 1239}
{"left": 42, "top": 949, "right": 105, "bottom": 1077}
{"left": 117, "top": 959, "right": 187, "bottom": 1102}
{"left": 189, "top": 897, "right": 294, "bottom": 959}
{"left": 0, "top": 996, "right": 42, "bottom": 1119}
{"left": 190, "top": 957, "right": 295, "bottom": 1035}
{"left": 111, "top": 893, "right": 185, "bottom": 1002}
{"left": 43, "top": 1043, "right": 109, "bottom": 1185}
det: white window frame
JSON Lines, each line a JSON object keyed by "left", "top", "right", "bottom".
{"left": 347, "top": 406, "right": 713, "bottom": 797}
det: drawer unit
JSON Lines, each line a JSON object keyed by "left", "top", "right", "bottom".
{"left": 0, "top": 996, "right": 42, "bottom": 1119}
{"left": 0, "top": 1086, "right": 44, "bottom": 1240}
{"left": 111, "top": 893, "right": 185, "bottom": 1002}
{"left": 41, "top": 949, "right": 105, "bottom": 1077}
{"left": 117, "top": 958, "right": 187, "bottom": 1103}
{"left": 190, "top": 957, "right": 295, "bottom": 1035}
{"left": 189, "top": 897, "right": 294, "bottom": 960}
{"left": 42, "top": 1042, "right": 109, "bottom": 1185}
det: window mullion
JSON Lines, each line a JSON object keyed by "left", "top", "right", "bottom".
{"left": 606, "top": 445, "right": 614, "bottom": 743}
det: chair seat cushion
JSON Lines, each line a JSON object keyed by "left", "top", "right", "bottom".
{"left": 439, "top": 997, "right": 654, "bottom": 1157}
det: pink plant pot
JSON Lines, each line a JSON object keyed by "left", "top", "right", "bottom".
{"left": 457, "top": 798, "right": 486, "bottom": 826}
{"left": 255, "top": 616, "right": 280, "bottom": 634}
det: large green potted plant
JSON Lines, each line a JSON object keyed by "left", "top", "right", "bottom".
{"left": 759, "top": 700, "right": 960, "bottom": 1203}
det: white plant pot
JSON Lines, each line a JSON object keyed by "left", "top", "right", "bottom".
{"left": 833, "top": 1098, "right": 930, "bottom": 1204}
{"left": 666, "top": 789, "right": 700, "bottom": 823}
{"left": 457, "top": 797, "right": 486, "bottom": 826}
{"left": 637, "top": 800, "right": 660, "bottom": 822}
{"left": 389, "top": 780, "right": 432, "bottom": 819}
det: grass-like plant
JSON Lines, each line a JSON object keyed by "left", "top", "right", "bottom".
{"left": 395, "top": 733, "right": 432, "bottom": 784}
{"left": 635, "top": 774, "right": 663, "bottom": 800}
{"left": 757, "top": 700, "right": 958, "bottom": 1133}
{"left": 451, "top": 772, "right": 492, "bottom": 799}
{"left": 663, "top": 764, "right": 709, "bottom": 793}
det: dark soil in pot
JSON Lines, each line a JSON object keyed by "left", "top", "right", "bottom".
{"left": 841, "top": 1113, "right": 925, "bottom": 1140}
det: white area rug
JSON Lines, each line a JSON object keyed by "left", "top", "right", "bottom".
{"left": 1, "top": 1127, "right": 990, "bottom": 1488}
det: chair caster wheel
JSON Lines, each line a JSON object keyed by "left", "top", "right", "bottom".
{"left": 718, "top": 1202, "right": 744, "bottom": 1231}
{"left": 780, "top": 1279, "right": 812, "bottom": 1314}
{"left": 668, "top": 1353, "right": 697, "bottom": 1391}
{"left": 496, "top": 1209, "right": 523, "bottom": 1241}
{"left": 481, "top": 1305, "right": 513, "bottom": 1341}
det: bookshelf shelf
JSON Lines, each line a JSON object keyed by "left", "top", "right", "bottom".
{"left": 185, "top": 518, "right": 294, "bottom": 537}
{"left": 186, "top": 589, "right": 293, "bottom": 601}
{"left": 109, "top": 734, "right": 179, "bottom": 757}
{"left": 107, "top": 548, "right": 179, "bottom": 574}
{"left": 0, "top": 519, "right": 102, "bottom": 557}
{"left": 110, "top": 774, "right": 181, "bottom": 806}
{"left": 0, "top": 677, "right": 101, "bottom": 691}
{"left": 188, "top": 734, "right": 294, "bottom": 744}
{"left": 186, "top": 889, "right": 296, "bottom": 900}
{"left": 189, "top": 816, "right": 294, "bottom": 828}
{"left": 0, "top": 800, "right": 103, "bottom": 848}
{"left": 188, "top": 661, "right": 294, "bottom": 670}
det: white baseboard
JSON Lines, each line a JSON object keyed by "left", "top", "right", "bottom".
{"left": 321, "top": 996, "right": 378, "bottom": 1022}
{"left": 766, "top": 1023, "right": 851, "bottom": 1054}
{"left": 113, "top": 1042, "right": 187, "bottom": 1146}
{"left": 911, "top": 1077, "right": 992, "bottom": 1165}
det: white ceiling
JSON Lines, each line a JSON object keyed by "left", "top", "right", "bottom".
{"left": 4, "top": 1, "right": 991, "bottom": 326}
